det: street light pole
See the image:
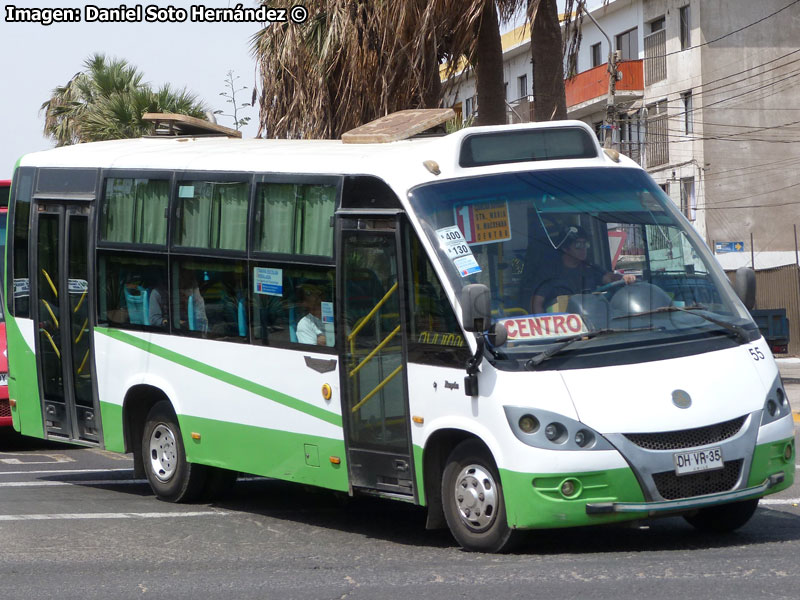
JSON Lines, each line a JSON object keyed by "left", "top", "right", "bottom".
{"left": 581, "top": 5, "right": 618, "bottom": 149}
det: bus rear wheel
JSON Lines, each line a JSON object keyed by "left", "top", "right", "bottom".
{"left": 142, "top": 401, "right": 206, "bottom": 502}
{"left": 684, "top": 498, "right": 759, "bottom": 533}
{"left": 441, "top": 439, "right": 522, "bottom": 553}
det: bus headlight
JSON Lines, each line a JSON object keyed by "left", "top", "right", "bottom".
{"left": 761, "top": 374, "right": 791, "bottom": 426}
{"left": 504, "top": 406, "right": 614, "bottom": 451}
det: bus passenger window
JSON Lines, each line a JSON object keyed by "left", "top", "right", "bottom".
{"left": 251, "top": 265, "right": 335, "bottom": 348}
{"left": 100, "top": 178, "right": 169, "bottom": 245}
{"left": 97, "top": 253, "right": 167, "bottom": 329}
{"left": 172, "top": 260, "right": 246, "bottom": 341}
{"left": 254, "top": 182, "right": 335, "bottom": 257}
{"left": 175, "top": 181, "right": 248, "bottom": 251}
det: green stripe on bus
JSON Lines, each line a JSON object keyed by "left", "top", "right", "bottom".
{"left": 95, "top": 327, "right": 343, "bottom": 428}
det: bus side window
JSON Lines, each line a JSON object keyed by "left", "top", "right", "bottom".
{"left": 172, "top": 260, "right": 246, "bottom": 341}
{"left": 250, "top": 264, "right": 334, "bottom": 348}
{"left": 404, "top": 234, "right": 470, "bottom": 366}
{"left": 97, "top": 252, "right": 167, "bottom": 329}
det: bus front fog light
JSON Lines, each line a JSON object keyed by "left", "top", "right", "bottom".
{"left": 784, "top": 442, "right": 793, "bottom": 461}
{"left": 574, "top": 429, "right": 594, "bottom": 448}
{"left": 560, "top": 478, "right": 581, "bottom": 498}
{"left": 544, "top": 422, "right": 567, "bottom": 444}
{"left": 519, "top": 414, "right": 539, "bottom": 434}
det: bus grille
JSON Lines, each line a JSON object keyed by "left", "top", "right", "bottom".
{"left": 652, "top": 459, "right": 743, "bottom": 500}
{"left": 0, "top": 398, "right": 10, "bottom": 418}
{"left": 623, "top": 416, "right": 747, "bottom": 451}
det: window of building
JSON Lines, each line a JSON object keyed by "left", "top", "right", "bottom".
{"left": 253, "top": 182, "right": 336, "bottom": 257}
{"left": 176, "top": 180, "right": 249, "bottom": 251}
{"left": 518, "top": 74, "right": 528, "bottom": 99}
{"left": 591, "top": 42, "right": 603, "bottom": 68}
{"left": 464, "top": 96, "right": 473, "bottom": 120}
{"left": 682, "top": 91, "right": 693, "bottom": 134}
{"left": 100, "top": 177, "right": 169, "bottom": 245}
{"left": 504, "top": 81, "right": 508, "bottom": 102}
{"left": 593, "top": 121, "right": 604, "bottom": 142}
{"left": 650, "top": 17, "right": 665, "bottom": 33}
{"left": 680, "top": 177, "right": 696, "bottom": 221}
{"left": 615, "top": 27, "right": 639, "bottom": 61}
{"left": 680, "top": 5, "right": 691, "bottom": 50}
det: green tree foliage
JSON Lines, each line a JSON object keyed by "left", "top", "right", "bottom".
{"left": 41, "top": 53, "right": 209, "bottom": 145}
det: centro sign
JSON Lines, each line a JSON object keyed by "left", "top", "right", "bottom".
{"left": 498, "top": 313, "right": 587, "bottom": 341}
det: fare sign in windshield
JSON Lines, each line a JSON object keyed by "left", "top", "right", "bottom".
{"left": 498, "top": 313, "right": 588, "bottom": 341}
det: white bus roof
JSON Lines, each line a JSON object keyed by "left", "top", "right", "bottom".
{"left": 18, "top": 120, "right": 634, "bottom": 193}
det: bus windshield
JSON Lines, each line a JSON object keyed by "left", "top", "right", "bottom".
{"left": 409, "top": 167, "right": 757, "bottom": 358}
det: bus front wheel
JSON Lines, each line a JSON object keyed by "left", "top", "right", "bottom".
{"left": 441, "top": 439, "right": 522, "bottom": 553}
{"left": 684, "top": 498, "right": 759, "bottom": 533}
{"left": 142, "top": 401, "right": 206, "bottom": 502}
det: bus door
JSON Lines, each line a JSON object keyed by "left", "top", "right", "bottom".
{"left": 32, "top": 201, "right": 100, "bottom": 444}
{"left": 338, "top": 216, "right": 415, "bottom": 498}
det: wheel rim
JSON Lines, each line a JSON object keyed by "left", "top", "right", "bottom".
{"left": 149, "top": 423, "right": 178, "bottom": 483}
{"left": 452, "top": 463, "right": 498, "bottom": 531}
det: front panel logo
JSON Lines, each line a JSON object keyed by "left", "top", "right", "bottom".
{"left": 672, "top": 390, "right": 692, "bottom": 409}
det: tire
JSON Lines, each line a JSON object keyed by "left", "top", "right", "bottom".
{"left": 441, "top": 439, "right": 522, "bottom": 553}
{"left": 141, "top": 401, "right": 207, "bottom": 502}
{"left": 684, "top": 498, "right": 759, "bottom": 533}
{"left": 202, "top": 467, "right": 238, "bottom": 501}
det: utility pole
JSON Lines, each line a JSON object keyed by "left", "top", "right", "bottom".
{"left": 581, "top": 5, "right": 618, "bottom": 149}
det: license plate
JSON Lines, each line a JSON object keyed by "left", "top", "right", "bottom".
{"left": 0, "top": 373, "right": 7, "bottom": 386}
{"left": 673, "top": 446, "right": 723, "bottom": 475}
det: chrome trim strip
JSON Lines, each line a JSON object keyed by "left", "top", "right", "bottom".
{"left": 585, "top": 472, "right": 784, "bottom": 514}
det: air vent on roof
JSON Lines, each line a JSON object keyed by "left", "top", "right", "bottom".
{"left": 142, "top": 113, "right": 242, "bottom": 139}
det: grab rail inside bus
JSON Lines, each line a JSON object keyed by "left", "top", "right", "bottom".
{"left": 346, "top": 282, "right": 403, "bottom": 414}
{"left": 40, "top": 329, "right": 61, "bottom": 360}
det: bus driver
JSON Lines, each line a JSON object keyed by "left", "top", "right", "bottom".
{"left": 530, "top": 226, "right": 635, "bottom": 313}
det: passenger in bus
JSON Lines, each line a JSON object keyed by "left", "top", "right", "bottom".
{"left": 296, "top": 283, "right": 328, "bottom": 346}
{"left": 530, "top": 226, "right": 635, "bottom": 313}
{"left": 148, "top": 284, "right": 169, "bottom": 328}
{"left": 177, "top": 269, "right": 208, "bottom": 333}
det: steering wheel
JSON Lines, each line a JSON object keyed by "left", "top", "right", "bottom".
{"left": 594, "top": 278, "right": 627, "bottom": 294}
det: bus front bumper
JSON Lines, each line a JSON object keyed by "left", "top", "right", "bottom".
{"left": 585, "top": 472, "right": 785, "bottom": 515}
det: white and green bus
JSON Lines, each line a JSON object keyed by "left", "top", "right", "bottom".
{"left": 5, "top": 111, "right": 794, "bottom": 552}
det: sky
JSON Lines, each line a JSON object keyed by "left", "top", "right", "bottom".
{"left": 1, "top": 0, "right": 264, "bottom": 179}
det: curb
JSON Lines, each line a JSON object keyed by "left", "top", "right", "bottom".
{"left": 784, "top": 378, "right": 800, "bottom": 384}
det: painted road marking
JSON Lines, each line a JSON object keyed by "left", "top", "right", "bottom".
{"left": 0, "top": 453, "right": 75, "bottom": 465}
{"left": 761, "top": 497, "right": 800, "bottom": 505}
{"left": 0, "top": 479, "right": 147, "bottom": 487}
{"left": 0, "top": 511, "right": 228, "bottom": 522}
{"left": 0, "top": 468, "right": 134, "bottom": 476}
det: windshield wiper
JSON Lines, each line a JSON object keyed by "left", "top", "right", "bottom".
{"left": 611, "top": 305, "right": 751, "bottom": 343}
{"left": 526, "top": 326, "right": 657, "bottom": 369}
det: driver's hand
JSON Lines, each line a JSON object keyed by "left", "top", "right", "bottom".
{"left": 622, "top": 273, "right": 637, "bottom": 284}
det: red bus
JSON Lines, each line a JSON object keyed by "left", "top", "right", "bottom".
{"left": 0, "top": 179, "right": 9, "bottom": 426}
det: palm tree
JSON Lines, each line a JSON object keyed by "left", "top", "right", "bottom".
{"left": 41, "top": 53, "right": 208, "bottom": 145}
{"left": 252, "top": 0, "right": 583, "bottom": 138}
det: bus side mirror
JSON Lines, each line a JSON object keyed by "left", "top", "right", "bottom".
{"left": 461, "top": 284, "right": 491, "bottom": 332}
{"left": 734, "top": 267, "right": 756, "bottom": 311}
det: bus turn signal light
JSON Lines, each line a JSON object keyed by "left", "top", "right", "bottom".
{"left": 329, "top": 456, "right": 341, "bottom": 465}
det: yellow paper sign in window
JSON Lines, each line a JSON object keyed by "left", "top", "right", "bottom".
{"left": 455, "top": 200, "right": 511, "bottom": 245}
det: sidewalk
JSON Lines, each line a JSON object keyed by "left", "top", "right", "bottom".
{"left": 776, "top": 358, "right": 800, "bottom": 422}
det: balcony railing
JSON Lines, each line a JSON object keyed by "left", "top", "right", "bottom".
{"left": 565, "top": 59, "right": 644, "bottom": 108}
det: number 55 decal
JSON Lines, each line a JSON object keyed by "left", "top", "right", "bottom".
{"left": 749, "top": 347, "right": 765, "bottom": 361}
